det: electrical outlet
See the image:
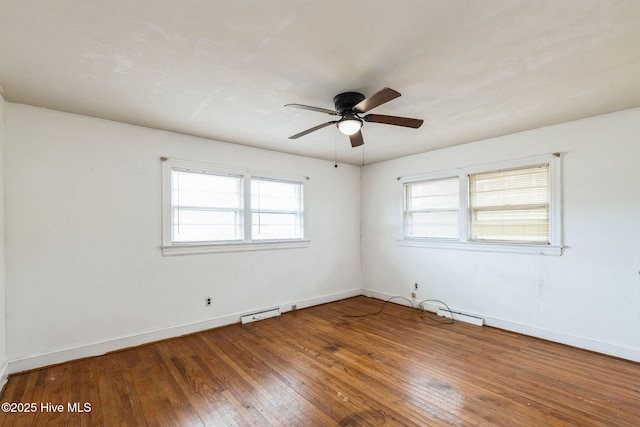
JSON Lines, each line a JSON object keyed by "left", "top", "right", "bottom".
{"left": 205, "top": 297, "right": 212, "bottom": 307}
{"left": 411, "top": 292, "right": 416, "bottom": 299}
{"left": 291, "top": 304, "right": 297, "bottom": 311}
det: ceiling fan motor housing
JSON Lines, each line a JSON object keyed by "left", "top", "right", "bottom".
{"left": 333, "top": 92, "right": 365, "bottom": 114}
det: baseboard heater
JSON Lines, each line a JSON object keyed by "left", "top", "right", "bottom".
{"left": 437, "top": 308, "right": 484, "bottom": 326}
{"left": 241, "top": 307, "right": 281, "bottom": 324}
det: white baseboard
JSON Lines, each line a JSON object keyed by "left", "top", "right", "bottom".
{"left": 8, "top": 288, "right": 361, "bottom": 374}
{"left": 484, "top": 316, "right": 640, "bottom": 363}
{"left": 360, "top": 289, "right": 418, "bottom": 309}
{"left": 362, "top": 289, "right": 640, "bottom": 363}
{"left": 437, "top": 308, "right": 484, "bottom": 326}
{"left": 278, "top": 288, "right": 362, "bottom": 314}
{"left": 0, "top": 361, "right": 8, "bottom": 393}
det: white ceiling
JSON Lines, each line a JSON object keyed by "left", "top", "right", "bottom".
{"left": 1, "top": 1, "right": 639, "bottom": 165}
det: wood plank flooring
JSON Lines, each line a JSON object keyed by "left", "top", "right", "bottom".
{"left": 1, "top": 296, "right": 639, "bottom": 426}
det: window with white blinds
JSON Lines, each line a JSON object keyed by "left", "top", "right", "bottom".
{"left": 162, "top": 158, "right": 308, "bottom": 255}
{"left": 171, "top": 170, "right": 243, "bottom": 243}
{"left": 404, "top": 177, "right": 459, "bottom": 239}
{"left": 251, "top": 178, "right": 304, "bottom": 240}
{"left": 469, "top": 165, "right": 549, "bottom": 243}
{"left": 400, "top": 154, "right": 561, "bottom": 255}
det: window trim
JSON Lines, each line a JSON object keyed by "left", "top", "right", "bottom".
{"left": 398, "top": 154, "right": 562, "bottom": 256}
{"left": 161, "top": 158, "right": 309, "bottom": 256}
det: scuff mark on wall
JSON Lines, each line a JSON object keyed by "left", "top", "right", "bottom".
{"left": 533, "top": 251, "right": 551, "bottom": 314}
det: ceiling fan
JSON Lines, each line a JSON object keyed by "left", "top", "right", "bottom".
{"left": 285, "top": 87, "right": 424, "bottom": 147}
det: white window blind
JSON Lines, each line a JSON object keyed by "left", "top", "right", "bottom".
{"left": 162, "top": 158, "right": 309, "bottom": 255}
{"left": 251, "top": 178, "right": 303, "bottom": 240}
{"left": 404, "top": 177, "right": 460, "bottom": 239}
{"left": 469, "top": 164, "right": 549, "bottom": 243}
{"left": 171, "top": 170, "right": 243, "bottom": 242}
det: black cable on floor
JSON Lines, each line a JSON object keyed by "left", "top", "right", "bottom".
{"left": 342, "top": 296, "right": 455, "bottom": 325}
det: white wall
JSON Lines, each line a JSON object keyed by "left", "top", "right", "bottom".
{"left": 0, "top": 94, "right": 7, "bottom": 385}
{"left": 361, "top": 108, "right": 640, "bottom": 361}
{"left": 4, "top": 103, "right": 640, "bottom": 372}
{"left": 5, "top": 104, "right": 361, "bottom": 371}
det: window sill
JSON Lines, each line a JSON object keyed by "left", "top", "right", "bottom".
{"left": 162, "top": 239, "right": 310, "bottom": 256}
{"left": 398, "top": 239, "right": 562, "bottom": 256}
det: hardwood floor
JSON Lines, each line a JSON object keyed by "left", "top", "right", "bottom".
{"left": 1, "top": 296, "right": 638, "bottom": 426}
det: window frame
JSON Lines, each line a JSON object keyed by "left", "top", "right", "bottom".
{"left": 250, "top": 177, "right": 305, "bottom": 241}
{"left": 403, "top": 175, "right": 461, "bottom": 241}
{"left": 161, "top": 158, "right": 309, "bottom": 256}
{"left": 399, "top": 154, "right": 562, "bottom": 255}
{"left": 170, "top": 169, "right": 245, "bottom": 244}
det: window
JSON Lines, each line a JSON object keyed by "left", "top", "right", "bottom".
{"left": 404, "top": 177, "right": 459, "bottom": 239}
{"left": 162, "top": 158, "right": 308, "bottom": 255}
{"left": 400, "top": 154, "right": 561, "bottom": 255}
{"left": 171, "top": 170, "right": 243, "bottom": 243}
{"left": 469, "top": 165, "right": 549, "bottom": 243}
{"left": 251, "top": 178, "right": 304, "bottom": 240}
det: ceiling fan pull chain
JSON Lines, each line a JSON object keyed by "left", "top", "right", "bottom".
{"left": 334, "top": 130, "right": 338, "bottom": 168}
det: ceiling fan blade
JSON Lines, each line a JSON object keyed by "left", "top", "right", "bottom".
{"left": 363, "top": 114, "right": 424, "bottom": 129}
{"left": 349, "top": 130, "right": 364, "bottom": 147}
{"left": 353, "top": 87, "right": 401, "bottom": 113}
{"left": 289, "top": 121, "right": 337, "bottom": 139}
{"left": 285, "top": 103, "right": 338, "bottom": 115}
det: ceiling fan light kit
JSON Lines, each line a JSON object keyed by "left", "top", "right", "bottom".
{"left": 337, "top": 115, "right": 362, "bottom": 135}
{"left": 286, "top": 87, "right": 424, "bottom": 147}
